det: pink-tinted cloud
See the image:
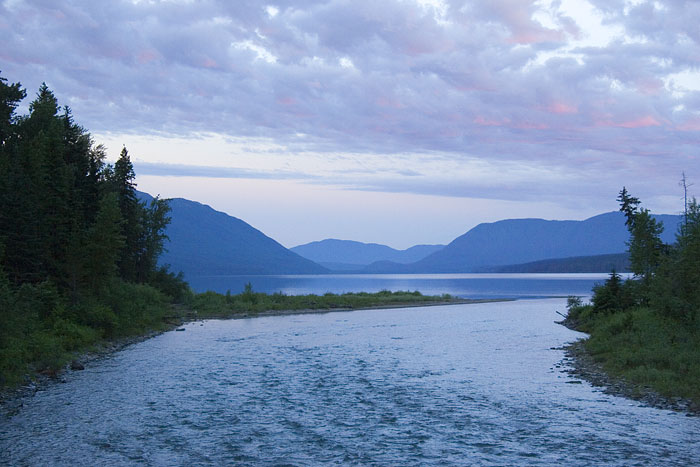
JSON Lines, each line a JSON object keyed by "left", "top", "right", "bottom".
{"left": 617, "top": 116, "right": 662, "bottom": 129}
{"left": 547, "top": 102, "right": 578, "bottom": 115}
{"left": 677, "top": 118, "right": 700, "bottom": 131}
{"left": 0, "top": 0, "right": 697, "bottom": 214}
{"left": 138, "top": 49, "right": 159, "bottom": 64}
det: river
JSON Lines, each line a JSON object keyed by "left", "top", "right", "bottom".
{"left": 1, "top": 277, "right": 698, "bottom": 465}
{"left": 185, "top": 272, "right": 620, "bottom": 299}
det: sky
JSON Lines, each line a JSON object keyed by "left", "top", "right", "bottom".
{"left": 1, "top": 0, "right": 699, "bottom": 249}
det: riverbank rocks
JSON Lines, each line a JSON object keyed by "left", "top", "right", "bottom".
{"left": 562, "top": 339, "right": 699, "bottom": 416}
{"left": 70, "top": 360, "right": 85, "bottom": 371}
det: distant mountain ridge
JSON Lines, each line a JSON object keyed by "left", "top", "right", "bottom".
{"left": 138, "top": 192, "right": 327, "bottom": 279}
{"left": 480, "top": 253, "right": 631, "bottom": 273}
{"left": 137, "top": 191, "right": 683, "bottom": 277}
{"left": 361, "top": 212, "right": 682, "bottom": 273}
{"left": 291, "top": 239, "right": 443, "bottom": 271}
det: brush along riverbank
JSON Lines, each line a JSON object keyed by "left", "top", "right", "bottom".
{"left": 189, "top": 288, "right": 505, "bottom": 319}
{"left": 559, "top": 303, "right": 700, "bottom": 415}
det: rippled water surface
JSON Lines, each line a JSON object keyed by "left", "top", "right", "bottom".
{"left": 2, "top": 299, "right": 699, "bottom": 466}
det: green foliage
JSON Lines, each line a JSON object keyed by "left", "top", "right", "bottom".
{"left": 99, "top": 279, "right": 171, "bottom": 337}
{"left": 628, "top": 209, "right": 665, "bottom": 290}
{"left": 148, "top": 266, "right": 191, "bottom": 303}
{"left": 0, "top": 74, "right": 26, "bottom": 145}
{"left": 566, "top": 295, "right": 582, "bottom": 310}
{"left": 651, "top": 198, "right": 700, "bottom": 321}
{"left": 616, "top": 187, "right": 665, "bottom": 299}
{"left": 564, "top": 296, "right": 595, "bottom": 332}
{"left": 137, "top": 196, "right": 171, "bottom": 283}
{"left": 591, "top": 270, "right": 637, "bottom": 313}
{"left": 191, "top": 289, "right": 454, "bottom": 318}
{"left": 0, "top": 74, "right": 184, "bottom": 387}
{"left": 617, "top": 186, "right": 640, "bottom": 228}
{"left": 583, "top": 307, "right": 700, "bottom": 402}
{"left": 83, "top": 192, "right": 124, "bottom": 292}
{"left": 578, "top": 187, "right": 700, "bottom": 404}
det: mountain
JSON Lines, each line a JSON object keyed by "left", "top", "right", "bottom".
{"left": 290, "top": 239, "right": 444, "bottom": 271}
{"left": 480, "top": 253, "right": 631, "bottom": 273}
{"left": 138, "top": 192, "right": 328, "bottom": 279}
{"left": 367, "top": 212, "right": 682, "bottom": 273}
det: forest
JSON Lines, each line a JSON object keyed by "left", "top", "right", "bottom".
{"left": 566, "top": 186, "right": 700, "bottom": 403}
{"left": 0, "top": 73, "right": 188, "bottom": 386}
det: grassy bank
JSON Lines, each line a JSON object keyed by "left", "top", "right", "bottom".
{"left": 191, "top": 287, "right": 461, "bottom": 318}
{"left": 0, "top": 277, "right": 176, "bottom": 387}
{"left": 1, "top": 286, "right": 464, "bottom": 390}
{"left": 565, "top": 301, "right": 700, "bottom": 404}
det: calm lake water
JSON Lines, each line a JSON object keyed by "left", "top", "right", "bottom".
{"left": 2, "top": 277, "right": 698, "bottom": 465}
{"left": 187, "top": 273, "right": 620, "bottom": 299}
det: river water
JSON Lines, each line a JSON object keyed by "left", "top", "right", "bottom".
{"left": 186, "top": 273, "right": 620, "bottom": 299}
{"left": 1, "top": 296, "right": 698, "bottom": 465}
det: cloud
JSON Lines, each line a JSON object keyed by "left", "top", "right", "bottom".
{"left": 133, "top": 162, "right": 317, "bottom": 180}
{"left": 2, "top": 0, "right": 698, "bottom": 211}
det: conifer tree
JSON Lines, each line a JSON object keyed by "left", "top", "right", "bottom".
{"left": 111, "top": 147, "right": 139, "bottom": 280}
{"left": 84, "top": 192, "right": 125, "bottom": 291}
{"left": 617, "top": 188, "right": 665, "bottom": 294}
{"left": 0, "top": 73, "right": 25, "bottom": 147}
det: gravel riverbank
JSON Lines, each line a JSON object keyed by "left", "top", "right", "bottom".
{"left": 558, "top": 319, "right": 699, "bottom": 416}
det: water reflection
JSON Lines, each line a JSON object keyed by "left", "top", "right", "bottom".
{"left": 187, "top": 273, "right": 623, "bottom": 299}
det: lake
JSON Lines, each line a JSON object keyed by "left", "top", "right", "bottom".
{"left": 1, "top": 275, "right": 698, "bottom": 465}
{"left": 186, "top": 273, "right": 621, "bottom": 299}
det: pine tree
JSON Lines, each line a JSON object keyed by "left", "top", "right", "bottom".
{"left": 111, "top": 147, "right": 142, "bottom": 281}
{"left": 136, "top": 196, "right": 171, "bottom": 283}
{"left": 617, "top": 188, "right": 665, "bottom": 292}
{"left": 0, "top": 73, "right": 26, "bottom": 147}
{"left": 84, "top": 192, "right": 124, "bottom": 291}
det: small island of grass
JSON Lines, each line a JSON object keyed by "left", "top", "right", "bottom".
{"left": 189, "top": 285, "right": 494, "bottom": 319}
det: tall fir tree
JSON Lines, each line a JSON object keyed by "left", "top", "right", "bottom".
{"left": 111, "top": 147, "right": 142, "bottom": 282}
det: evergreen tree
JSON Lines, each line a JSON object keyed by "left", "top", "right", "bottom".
{"left": 0, "top": 73, "right": 26, "bottom": 147}
{"left": 653, "top": 197, "right": 700, "bottom": 320}
{"left": 84, "top": 192, "right": 124, "bottom": 291}
{"left": 111, "top": 147, "right": 141, "bottom": 282}
{"left": 628, "top": 209, "right": 665, "bottom": 284}
{"left": 0, "top": 78, "right": 46, "bottom": 283}
{"left": 136, "top": 196, "right": 171, "bottom": 283}
{"left": 617, "top": 188, "right": 665, "bottom": 297}
{"left": 0, "top": 74, "right": 182, "bottom": 385}
{"left": 617, "top": 186, "right": 640, "bottom": 228}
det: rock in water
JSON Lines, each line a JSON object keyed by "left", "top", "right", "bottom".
{"left": 70, "top": 360, "right": 85, "bottom": 371}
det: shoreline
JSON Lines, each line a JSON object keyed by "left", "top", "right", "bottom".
{"left": 1, "top": 297, "right": 501, "bottom": 415}
{"left": 557, "top": 321, "right": 699, "bottom": 416}
{"left": 6, "top": 298, "right": 697, "bottom": 418}
{"left": 197, "top": 297, "right": 508, "bottom": 320}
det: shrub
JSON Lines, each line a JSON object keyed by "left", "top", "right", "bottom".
{"left": 591, "top": 271, "right": 637, "bottom": 313}
{"left": 148, "top": 266, "right": 191, "bottom": 303}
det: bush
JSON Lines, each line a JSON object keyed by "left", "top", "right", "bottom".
{"left": 591, "top": 271, "right": 637, "bottom": 313}
{"left": 51, "top": 318, "right": 100, "bottom": 351}
{"left": 100, "top": 279, "right": 171, "bottom": 337}
{"left": 148, "top": 266, "right": 191, "bottom": 303}
{"left": 27, "top": 330, "right": 66, "bottom": 371}
{"left": 583, "top": 307, "right": 700, "bottom": 402}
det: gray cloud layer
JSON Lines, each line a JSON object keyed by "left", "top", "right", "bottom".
{"left": 2, "top": 0, "right": 698, "bottom": 206}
